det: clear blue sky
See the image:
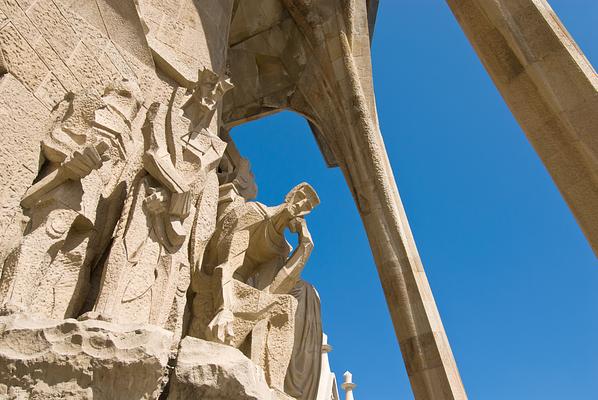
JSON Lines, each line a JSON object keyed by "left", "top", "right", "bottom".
{"left": 231, "top": 1, "right": 598, "bottom": 399}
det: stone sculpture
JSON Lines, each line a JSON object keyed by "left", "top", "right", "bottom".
{"left": 0, "top": 0, "right": 466, "bottom": 398}
{"left": 0, "top": 79, "right": 143, "bottom": 319}
{"left": 285, "top": 280, "right": 324, "bottom": 400}
{"left": 190, "top": 182, "right": 319, "bottom": 394}
{"left": 90, "top": 69, "right": 230, "bottom": 342}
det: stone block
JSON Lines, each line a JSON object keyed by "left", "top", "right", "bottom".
{"left": 0, "top": 8, "right": 7, "bottom": 27}
{"left": 0, "top": 313, "right": 173, "bottom": 400}
{"left": 0, "top": 22, "right": 48, "bottom": 91}
{"left": 34, "top": 71, "right": 67, "bottom": 109}
{"left": 31, "top": 34, "right": 81, "bottom": 92}
{"left": 66, "top": 40, "right": 115, "bottom": 95}
{"left": 93, "top": 0, "right": 154, "bottom": 68}
{"left": 53, "top": 0, "right": 109, "bottom": 56}
{"left": 168, "top": 336, "right": 283, "bottom": 400}
{"left": 26, "top": 0, "right": 79, "bottom": 61}
{"left": 14, "top": 0, "right": 34, "bottom": 12}
{"left": 0, "top": 0, "right": 41, "bottom": 44}
{"left": 0, "top": 73, "right": 48, "bottom": 264}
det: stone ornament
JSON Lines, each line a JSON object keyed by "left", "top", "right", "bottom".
{"left": 0, "top": 0, "right": 457, "bottom": 399}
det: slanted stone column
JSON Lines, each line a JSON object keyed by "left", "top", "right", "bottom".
{"left": 446, "top": 0, "right": 598, "bottom": 255}
{"left": 223, "top": 2, "right": 468, "bottom": 399}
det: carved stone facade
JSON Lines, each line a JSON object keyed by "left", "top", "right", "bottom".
{"left": 0, "top": 1, "right": 594, "bottom": 399}
{"left": 0, "top": 1, "right": 330, "bottom": 398}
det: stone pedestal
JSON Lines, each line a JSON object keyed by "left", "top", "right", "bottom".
{"left": 0, "top": 314, "right": 173, "bottom": 399}
{"left": 168, "top": 336, "right": 295, "bottom": 400}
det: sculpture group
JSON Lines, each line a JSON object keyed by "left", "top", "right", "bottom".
{"left": 0, "top": 1, "right": 331, "bottom": 398}
{"left": 3, "top": 0, "right": 589, "bottom": 399}
{"left": 0, "top": 74, "right": 323, "bottom": 400}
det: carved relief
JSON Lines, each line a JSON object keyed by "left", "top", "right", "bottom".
{"left": 0, "top": 79, "right": 143, "bottom": 319}
{"left": 90, "top": 69, "right": 231, "bottom": 342}
{"left": 0, "top": 1, "right": 373, "bottom": 399}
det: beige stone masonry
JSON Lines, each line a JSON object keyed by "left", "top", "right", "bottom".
{"left": 446, "top": 0, "right": 598, "bottom": 256}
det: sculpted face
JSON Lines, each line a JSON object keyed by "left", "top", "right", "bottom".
{"left": 288, "top": 192, "right": 313, "bottom": 217}
{"left": 285, "top": 183, "right": 320, "bottom": 218}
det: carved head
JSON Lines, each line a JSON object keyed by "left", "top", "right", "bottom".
{"left": 232, "top": 158, "right": 257, "bottom": 200}
{"left": 285, "top": 182, "right": 320, "bottom": 217}
{"left": 183, "top": 68, "right": 234, "bottom": 129}
{"left": 51, "top": 79, "right": 143, "bottom": 152}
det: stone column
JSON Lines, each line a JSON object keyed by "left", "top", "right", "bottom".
{"left": 445, "top": 0, "right": 598, "bottom": 255}
{"left": 336, "top": 104, "right": 468, "bottom": 400}
{"left": 316, "top": 334, "right": 341, "bottom": 400}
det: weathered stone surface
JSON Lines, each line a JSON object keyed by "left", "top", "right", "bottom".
{"left": 0, "top": 80, "right": 144, "bottom": 321}
{"left": 0, "top": 2, "right": 465, "bottom": 400}
{"left": 0, "top": 73, "right": 49, "bottom": 269}
{"left": 285, "top": 280, "right": 323, "bottom": 400}
{"left": 225, "top": 2, "right": 470, "bottom": 399}
{"left": 167, "top": 336, "right": 274, "bottom": 400}
{"left": 0, "top": 313, "right": 172, "bottom": 399}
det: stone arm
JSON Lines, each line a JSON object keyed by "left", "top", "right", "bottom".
{"left": 268, "top": 218, "right": 313, "bottom": 295}
{"left": 21, "top": 134, "right": 106, "bottom": 209}
{"left": 142, "top": 150, "right": 191, "bottom": 217}
{"left": 142, "top": 102, "right": 191, "bottom": 217}
{"left": 206, "top": 229, "right": 250, "bottom": 343}
{"left": 200, "top": 134, "right": 227, "bottom": 173}
{"left": 41, "top": 96, "right": 107, "bottom": 175}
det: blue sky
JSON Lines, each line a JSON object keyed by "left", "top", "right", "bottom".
{"left": 231, "top": 1, "right": 598, "bottom": 399}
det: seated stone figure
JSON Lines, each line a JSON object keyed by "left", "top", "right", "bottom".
{"left": 190, "top": 182, "right": 319, "bottom": 394}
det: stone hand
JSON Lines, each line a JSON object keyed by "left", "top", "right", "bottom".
{"left": 206, "top": 308, "right": 234, "bottom": 344}
{"left": 144, "top": 189, "right": 168, "bottom": 215}
{"left": 169, "top": 191, "right": 192, "bottom": 218}
{"left": 20, "top": 143, "right": 108, "bottom": 208}
{"left": 288, "top": 217, "right": 301, "bottom": 233}
{"left": 289, "top": 217, "right": 309, "bottom": 238}
{"left": 63, "top": 146, "right": 103, "bottom": 179}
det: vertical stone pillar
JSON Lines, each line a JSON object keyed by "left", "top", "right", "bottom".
{"left": 337, "top": 124, "right": 467, "bottom": 400}
{"left": 341, "top": 371, "right": 356, "bottom": 400}
{"left": 316, "top": 334, "right": 341, "bottom": 400}
{"left": 445, "top": 0, "right": 598, "bottom": 255}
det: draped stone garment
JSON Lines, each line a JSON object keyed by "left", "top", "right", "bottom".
{"left": 284, "top": 280, "right": 323, "bottom": 400}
